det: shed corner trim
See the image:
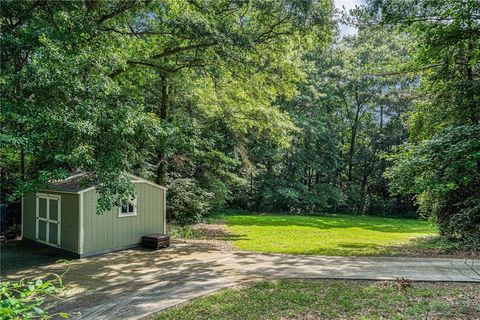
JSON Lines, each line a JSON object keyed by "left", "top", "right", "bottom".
{"left": 78, "top": 192, "right": 84, "bottom": 255}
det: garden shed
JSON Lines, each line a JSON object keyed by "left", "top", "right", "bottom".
{"left": 21, "top": 173, "right": 167, "bottom": 257}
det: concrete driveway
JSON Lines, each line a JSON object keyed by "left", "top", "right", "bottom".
{"left": 2, "top": 242, "right": 479, "bottom": 320}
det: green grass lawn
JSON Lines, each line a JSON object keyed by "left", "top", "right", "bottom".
{"left": 219, "top": 212, "right": 437, "bottom": 256}
{"left": 156, "top": 279, "right": 479, "bottom": 320}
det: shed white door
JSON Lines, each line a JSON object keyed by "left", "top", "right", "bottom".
{"left": 36, "top": 193, "right": 61, "bottom": 247}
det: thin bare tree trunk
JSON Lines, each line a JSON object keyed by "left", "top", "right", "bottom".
{"left": 347, "top": 90, "right": 362, "bottom": 184}
{"left": 156, "top": 75, "right": 169, "bottom": 184}
{"left": 20, "top": 146, "right": 26, "bottom": 181}
{"left": 160, "top": 75, "right": 169, "bottom": 120}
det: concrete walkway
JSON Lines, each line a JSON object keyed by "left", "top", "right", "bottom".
{"left": 3, "top": 243, "right": 479, "bottom": 320}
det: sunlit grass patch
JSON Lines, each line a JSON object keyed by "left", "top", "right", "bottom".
{"left": 219, "top": 212, "right": 436, "bottom": 256}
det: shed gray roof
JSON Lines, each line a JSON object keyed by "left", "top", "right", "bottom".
{"left": 44, "top": 172, "right": 165, "bottom": 193}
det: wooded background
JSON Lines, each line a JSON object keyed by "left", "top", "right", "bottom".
{"left": 1, "top": 0, "right": 479, "bottom": 247}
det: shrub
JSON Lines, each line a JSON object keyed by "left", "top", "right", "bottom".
{"left": 167, "top": 178, "right": 215, "bottom": 224}
{"left": 0, "top": 277, "right": 68, "bottom": 319}
{"left": 385, "top": 125, "right": 480, "bottom": 248}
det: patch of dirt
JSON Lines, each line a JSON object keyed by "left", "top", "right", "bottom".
{"left": 192, "top": 223, "right": 232, "bottom": 238}
{"left": 179, "top": 223, "right": 234, "bottom": 250}
{"left": 181, "top": 239, "right": 232, "bottom": 250}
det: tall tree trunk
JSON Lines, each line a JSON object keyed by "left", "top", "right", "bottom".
{"left": 20, "top": 145, "right": 26, "bottom": 181}
{"left": 359, "top": 174, "right": 368, "bottom": 214}
{"left": 315, "top": 141, "right": 321, "bottom": 185}
{"left": 347, "top": 101, "right": 362, "bottom": 184}
{"left": 347, "top": 124, "right": 358, "bottom": 183}
{"left": 250, "top": 169, "right": 253, "bottom": 194}
{"left": 160, "top": 75, "right": 169, "bottom": 120}
{"left": 304, "top": 167, "right": 308, "bottom": 186}
{"left": 380, "top": 105, "right": 383, "bottom": 129}
{"left": 465, "top": 39, "right": 478, "bottom": 123}
{"left": 308, "top": 168, "right": 313, "bottom": 190}
{"left": 156, "top": 75, "right": 169, "bottom": 184}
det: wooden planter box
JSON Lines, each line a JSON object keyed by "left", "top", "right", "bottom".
{"left": 142, "top": 234, "right": 170, "bottom": 250}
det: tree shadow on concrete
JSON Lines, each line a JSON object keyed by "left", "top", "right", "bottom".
{"left": 4, "top": 242, "right": 476, "bottom": 319}
{"left": 44, "top": 245, "right": 257, "bottom": 319}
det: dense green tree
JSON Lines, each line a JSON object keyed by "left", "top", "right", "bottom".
{"left": 3, "top": 0, "right": 477, "bottom": 248}
{"left": 235, "top": 25, "right": 415, "bottom": 215}
{"left": 325, "top": 28, "right": 412, "bottom": 212}
{"left": 308, "top": 27, "right": 413, "bottom": 215}
{"left": 1, "top": 0, "right": 334, "bottom": 215}
{"left": 243, "top": 71, "right": 342, "bottom": 212}
{"left": 2, "top": 0, "right": 160, "bottom": 209}
{"left": 359, "top": 0, "right": 480, "bottom": 245}
{"left": 386, "top": 125, "right": 480, "bottom": 246}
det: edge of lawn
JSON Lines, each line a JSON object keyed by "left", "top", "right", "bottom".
{"left": 169, "top": 209, "right": 478, "bottom": 258}
{"left": 149, "top": 278, "right": 480, "bottom": 320}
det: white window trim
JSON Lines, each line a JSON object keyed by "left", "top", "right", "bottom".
{"left": 118, "top": 197, "right": 137, "bottom": 218}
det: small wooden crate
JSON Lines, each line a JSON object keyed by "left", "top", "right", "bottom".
{"left": 142, "top": 234, "right": 170, "bottom": 250}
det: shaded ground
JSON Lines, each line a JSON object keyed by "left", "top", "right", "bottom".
{"left": 1, "top": 241, "right": 479, "bottom": 320}
{"left": 155, "top": 279, "right": 480, "bottom": 320}
{"left": 0, "top": 240, "right": 73, "bottom": 274}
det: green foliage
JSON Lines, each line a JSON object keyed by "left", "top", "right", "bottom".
{"left": 1, "top": 0, "right": 162, "bottom": 210}
{"left": 2, "top": 0, "right": 477, "bottom": 247}
{"left": 167, "top": 223, "right": 200, "bottom": 240}
{"left": 168, "top": 178, "right": 215, "bottom": 223}
{"left": 358, "top": 0, "right": 480, "bottom": 246}
{"left": 1, "top": 0, "right": 334, "bottom": 217}
{"left": 385, "top": 125, "right": 480, "bottom": 246}
{"left": 250, "top": 77, "right": 343, "bottom": 213}
{"left": 245, "top": 24, "right": 414, "bottom": 216}
{"left": 386, "top": 0, "right": 479, "bottom": 132}
{"left": 0, "top": 277, "right": 67, "bottom": 320}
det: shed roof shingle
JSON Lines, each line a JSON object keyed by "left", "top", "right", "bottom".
{"left": 45, "top": 172, "right": 143, "bottom": 193}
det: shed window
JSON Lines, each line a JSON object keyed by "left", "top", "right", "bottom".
{"left": 118, "top": 198, "right": 137, "bottom": 217}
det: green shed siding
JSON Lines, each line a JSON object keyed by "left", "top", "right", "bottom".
{"left": 22, "top": 193, "right": 36, "bottom": 240}
{"left": 81, "top": 183, "right": 165, "bottom": 255}
{"left": 22, "top": 192, "right": 79, "bottom": 254}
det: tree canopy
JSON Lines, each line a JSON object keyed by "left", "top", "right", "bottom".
{"left": 1, "top": 0, "right": 478, "bottom": 247}
{"left": 1, "top": 0, "right": 333, "bottom": 210}
{"left": 357, "top": 0, "right": 480, "bottom": 246}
